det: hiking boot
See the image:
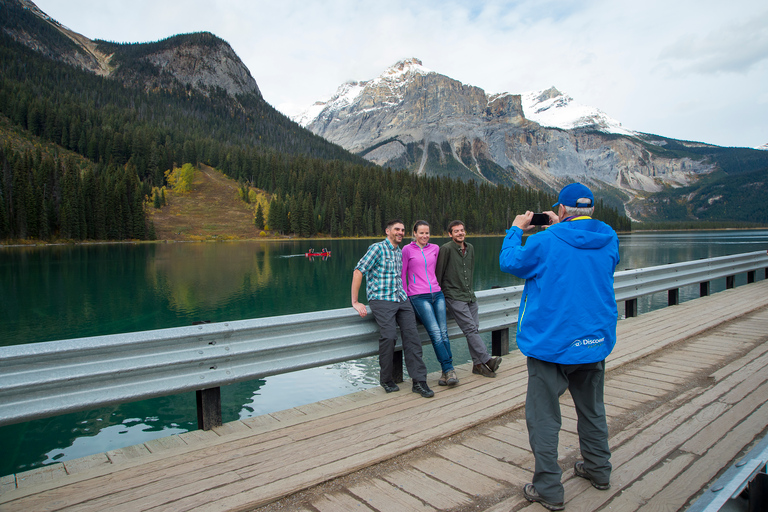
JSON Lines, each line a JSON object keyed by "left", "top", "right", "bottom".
{"left": 445, "top": 369, "right": 459, "bottom": 386}
{"left": 472, "top": 362, "right": 496, "bottom": 377}
{"left": 574, "top": 461, "right": 610, "bottom": 490}
{"left": 523, "top": 483, "right": 564, "bottom": 511}
{"left": 486, "top": 356, "right": 502, "bottom": 373}
{"left": 381, "top": 381, "right": 399, "bottom": 393}
{"left": 412, "top": 380, "right": 434, "bottom": 398}
{"left": 438, "top": 373, "right": 448, "bottom": 386}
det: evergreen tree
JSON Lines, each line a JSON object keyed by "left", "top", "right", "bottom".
{"left": 254, "top": 202, "right": 265, "bottom": 230}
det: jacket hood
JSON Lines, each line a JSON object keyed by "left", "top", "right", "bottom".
{"left": 549, "top": 219, "right": 616, "bottom": 250}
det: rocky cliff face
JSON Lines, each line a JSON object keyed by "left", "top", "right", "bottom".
{"left": 4, "top": 0, "right": 260, "bottom": 99}
{"left": 298, "top": 59, "right": 716, "bottom": 196}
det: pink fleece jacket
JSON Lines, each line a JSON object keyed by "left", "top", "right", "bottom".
{"left": 401, "top": 241, "right": 442, "bottom": 297}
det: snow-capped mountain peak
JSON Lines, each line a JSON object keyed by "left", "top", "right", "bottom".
{"left": 521, "top": 87, "right": 635, "bottom": 136}
{"left": 294, "top": 58, "right": 432, "bottom": 127}
{"left": 756, "top": 143, "right": 768, "bottom": 151}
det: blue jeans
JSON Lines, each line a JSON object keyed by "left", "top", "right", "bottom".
{"left": 409, "top": 292, "right": 454, "bottom": 373}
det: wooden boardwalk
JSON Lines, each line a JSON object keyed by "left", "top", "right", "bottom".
{"left": 2, "top": 279, "right": 768, "bottom": 511}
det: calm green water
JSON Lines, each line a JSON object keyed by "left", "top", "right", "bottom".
{"left": 1, "top": 230, "right": 767, "bottom": 476}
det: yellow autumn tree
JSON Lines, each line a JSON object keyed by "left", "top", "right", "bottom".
{"left": 165, "top": 163, "right": 196, "bottom": 194}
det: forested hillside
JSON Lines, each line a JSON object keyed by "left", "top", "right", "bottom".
{"left": 0, "top": 3, "right": 631, "bottom": 242}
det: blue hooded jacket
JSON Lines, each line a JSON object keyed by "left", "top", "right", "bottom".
{"left": 500, "top": 218, "right": 620, "bottom": 364}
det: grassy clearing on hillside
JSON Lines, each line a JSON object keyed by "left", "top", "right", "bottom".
{"left": 150, "top": 164, "right": 268, "bottom": 241}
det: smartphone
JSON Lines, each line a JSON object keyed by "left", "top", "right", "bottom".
{"left": 530, "top": 213, "right": 550, "bottom": 226}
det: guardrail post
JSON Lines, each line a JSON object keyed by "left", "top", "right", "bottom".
{"left": 700, "top": 282, "right": 710, "bottom": 297}
{"left": 196, "top": 387, "right": 222, "bottom": 430}
{"left": 492, "top": 328, "right": 510, "bottom": 356}
{"left": 625, "top": 299, "right": 637, "bottom": 318}
{"left": 668, "top": 288, "right": 679, "bottom": 306}
{"left": 393, "top": 350, "right": 404, "bottom": 383}
{"left": 726, "top": 275, "right": 735, "bottom": 289}
{"left": 747, "top": 270, "right": 756, "bottom": 283}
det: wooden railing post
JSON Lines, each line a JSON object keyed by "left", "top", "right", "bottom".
{"left": 700, "top": 281, "right": 710, "bottom": 297}
{"left": 668, "top": 288, "right": 679, "bottom": 306}
{"left": 492, "top": 327, "right": 510, "bottom": 356}
{"left": 726, "top": 275, "right": 735, "bottom": 289}
{"left": 747, "top": 270, "right": 755, "bottom": 284}
{"left": 393, "top": 350, "right": 404, "bottom": 383}
{"left": 197, "top": 387, "right": 222, "bottom": 430}
{"left": 625, "top": 299, "right": 637, "bottom": 318}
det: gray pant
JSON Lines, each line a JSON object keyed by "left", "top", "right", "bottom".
{"left": 445, "top": 298, "right": 491, "bottom": 365}
{"left": 369, "top": 299, "right": 427, "bottom": 384}
{"left": 525, "top": 357, "right": 611, "bottom": 503}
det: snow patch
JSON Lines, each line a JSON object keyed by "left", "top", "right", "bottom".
{"left": 521, "top": 87, "right": 636, "bottom": 136}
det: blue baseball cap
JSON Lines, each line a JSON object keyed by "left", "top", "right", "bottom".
{"left": 552, "top": 183, "right": 594, "bottom": 208}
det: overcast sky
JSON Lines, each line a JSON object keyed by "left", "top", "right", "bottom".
{"left": 34, "top": 0, "right": 768, "bottom": 149}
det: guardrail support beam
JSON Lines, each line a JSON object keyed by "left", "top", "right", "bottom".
{"left": 668, "top": 288, "right": 679, "bottom": 306}
{"left": 196, "top": 387, "right": 222, "bottom": 430}
{"left": 393, "top": 351, "right": 404, "bottom": 384}
{"left": 727, "top": 275, "right": 735, "bottom": 289}
{"left": 700, "top": 282, "right": 710, "bottom": 297}
{"left": 625, "top": 299, "right": 637, "bottom": 318}
{"left": 492, "top": 328, "right": 509, "bottom": 356}
{"left": 747, "top": 270, "right": 756, "bottom": 284}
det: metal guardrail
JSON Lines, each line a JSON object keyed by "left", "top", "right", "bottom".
{"left": 1, "top": 250, "right": 766, "bottom": 429}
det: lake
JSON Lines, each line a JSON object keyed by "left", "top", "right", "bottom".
{"left": 1, "top": 229, "right": 767, "bottom": 476}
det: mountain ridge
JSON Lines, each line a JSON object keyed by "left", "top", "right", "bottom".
{"left": 294, "top": 58, "right": 768, "bottom": 220}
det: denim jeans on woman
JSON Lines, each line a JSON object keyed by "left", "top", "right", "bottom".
{"left": 409, "top": 291, "right": 454, "bottom": 373}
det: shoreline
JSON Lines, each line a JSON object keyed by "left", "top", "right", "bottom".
{"left": 2, "top": 226, "right": 767, "bottom": 248}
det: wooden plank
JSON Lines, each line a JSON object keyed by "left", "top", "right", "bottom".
{"left": 106, "top": 443, "right": 151, "bottom": 464}
{"left": 638, "top": 401, "right": 768, "bottom": 512}
{"left": 436, "top": 444, "right": 532, "bottom": 485}
{"left": 382, "top": 468, "right": 473, "bottom": 509}
{"left": 348, "top": 478, "right": 436, "bottom": 512}
{"left": 1, "top": 475, "right": 16, "bottom": 494}
{"left": 144, "top": 435, "right": 187, "bottom": 453}
{"left": 591, "top": 453, "right": 695, "bottom": 512}
{"left": 408, "top": 457, "right": 502, "bottom": 496}
{"left": 615, "top": 373, "right": 680, "bottom": 392}
{"left": 606, "top": 381, "right": 665, "bottom": 400}
{"left": 680, "top": 379, "right": 768, "bottom": 456}
{"left": 14, "top": 464, "right": 66, "bottom": 489}
{"left": 461, "top": 435, "right": 532, "bottom": 467}
{"left": 62, "top": 453, "right": 110, "bottom": 476}
{"left": 311, "top": 492, "right": 375, "bottom": 512}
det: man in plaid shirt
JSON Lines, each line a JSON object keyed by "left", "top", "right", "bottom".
{"left": 352, "top": 219, "right": 434, "bottom": 398}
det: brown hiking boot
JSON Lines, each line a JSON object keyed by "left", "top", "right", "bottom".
{"left": 472, "top": 362, "right": 496, "bottom": 377}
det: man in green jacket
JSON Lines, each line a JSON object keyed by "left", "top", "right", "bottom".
{"left": 435, "top": 220, "right": 501, "bottom": 377}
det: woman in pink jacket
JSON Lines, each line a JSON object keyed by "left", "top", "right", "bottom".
{"left": 402, "top": 220, "right": 458, "bottom": 386}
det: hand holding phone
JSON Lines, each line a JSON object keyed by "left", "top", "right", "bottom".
{"left": 530, "top": 213, "right": 551, "bottom": 226}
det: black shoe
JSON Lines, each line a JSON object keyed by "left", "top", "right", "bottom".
{"left": 523, "top": 483, "right": 564, "bottom": 511}
{"left": 574, "top": 461, "right": 610, "bottom": 490}
{"left": 381, "top": 381, "right": 400, "bottom": 393}
{"left": 486, "top": 356, "right": 502, "bottom": 373}
{"left": 412, "top": 380, "right": 434, "bottom": 398}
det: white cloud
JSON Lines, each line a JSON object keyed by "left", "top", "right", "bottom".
{"left": 32, "top": 0, "right": 768, "bottom": 148}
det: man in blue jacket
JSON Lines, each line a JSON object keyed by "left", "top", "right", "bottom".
{"left": 500, "top": 183, "right": 619, "bottom": 511}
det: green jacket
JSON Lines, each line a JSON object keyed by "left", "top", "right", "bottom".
{"left": 436, "top": 240, "right": 476, "bottom": 303}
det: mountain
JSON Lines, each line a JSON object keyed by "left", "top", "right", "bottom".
{"left": 296, "top": 59, "right": 768, "bottom": 220}
{"left": 2, "top": 1, "right": 633, "bottom": 244}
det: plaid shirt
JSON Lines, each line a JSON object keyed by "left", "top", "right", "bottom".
{"left": 355, "top": 238, "right": 407, "bottom": 302}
